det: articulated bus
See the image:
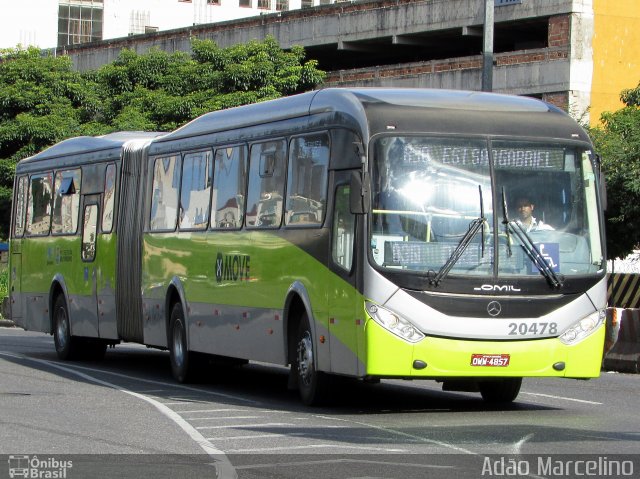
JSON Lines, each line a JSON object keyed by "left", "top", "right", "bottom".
{"left": 9, "top": 88, "right": 607, "bottom": 405}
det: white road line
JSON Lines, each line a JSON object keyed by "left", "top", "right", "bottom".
{"left": 173, "top": 408, "right": 256, "bottom": 413}
{"left": 234, "top": 458, "right": 455, "bottom": 471}
{"left": 226, "top": 444, "right": 407, "bottom": 453}
{"left": 313, "top": 414, "right": 478, "bottom": 455}
{"left": 187, "top": 416, "right": 264, "bottom": 420}
{"left": 214, "top": 433, "right": 283, "bottom": 441}
{"left": 521, "top": 392, "right": 602, "bottom": 405}
{"left": 197, "top": 422, "right": 295, "bottom": 430}
{"left": 0, "top": 351, "right": 238, "bottom": 478}
{"left": 23, "top": 361, "right": 259, "bottom": 404}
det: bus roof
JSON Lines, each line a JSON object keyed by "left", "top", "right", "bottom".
{"left": 151, "top": 88, "right": 588, "bottom": 146}
{"left": 18, "top": 131, "right": 165, "bottom": 166}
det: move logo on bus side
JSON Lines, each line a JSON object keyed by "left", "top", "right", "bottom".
{"left": 216, "top": 252, "right": 251, "bottom": 283}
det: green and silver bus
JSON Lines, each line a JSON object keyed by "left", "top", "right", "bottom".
{"left": 9, "top": 88, "right": 607, "bottom": 404}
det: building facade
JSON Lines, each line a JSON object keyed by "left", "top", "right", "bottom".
{"left": 1, "top": 0, "right": 638, "bottom": 125}
{"left": 0, "top": 0, "right": 338, "bottom": 50}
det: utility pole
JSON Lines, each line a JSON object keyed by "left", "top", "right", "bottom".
{"left": 482, "top": 0, "right": 494, "bottom": 92}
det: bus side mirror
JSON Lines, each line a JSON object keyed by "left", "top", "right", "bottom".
{"left": 350, "top": 171, "right": 370, "bottom": 214}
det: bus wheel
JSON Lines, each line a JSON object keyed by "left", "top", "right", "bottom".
{"left": 169, "top": 303, "right": 194, "bottom": 383}
{"left": 295, "top": 313, "right": 329, "bottom": 406}
{"left": 53, "top": 295, "right": 81, "bottom": 360}
{"left": 479, "top": 378, "right": 522, "bottom": 403}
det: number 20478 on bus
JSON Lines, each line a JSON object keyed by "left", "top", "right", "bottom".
{"left": 471, "top": 354, "right": 511, "bottom": 367}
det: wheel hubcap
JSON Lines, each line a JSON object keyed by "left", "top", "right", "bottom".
{"left": 56, "top": 308, "right": 68, "bottom": 350}
{"left": 297, "top": 331, "right": 313, "bottom": 386}
{"left": 173, "top": 322, "right": 184, "bottom": 368}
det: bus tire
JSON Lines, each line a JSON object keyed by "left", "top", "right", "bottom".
{"left": 295, "top": 313, "right": 330, "bottom": 406}
{"left": 169, "top": 302, "right": 195, "bottom": 383}
{"left": 52, "top": 295, "right": 82, "bottom": 360}
{"left": 479, "top": 378, "right": 522, "bottom": 403}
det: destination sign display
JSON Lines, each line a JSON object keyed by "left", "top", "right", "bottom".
{"left": 402, "top": 143, "right": 565, "bottom": 171}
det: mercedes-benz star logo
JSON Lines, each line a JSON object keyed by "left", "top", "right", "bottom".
{"left": 487, "top": 301, "right": 502, "bottom": 317}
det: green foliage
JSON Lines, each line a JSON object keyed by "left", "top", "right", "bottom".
{"left": 590, "top": 81, "right": 640, "bottom": 259}
{"left": 0, "top": 38, "right": 325, "bottom": 239}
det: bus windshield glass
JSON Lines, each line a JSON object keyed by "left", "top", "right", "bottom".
{"left": 370, "top": 136, "right": 603, "bottom": 278}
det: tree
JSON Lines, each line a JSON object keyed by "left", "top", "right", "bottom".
{"left": 0, "top": 38, "right": 325, "bottom": 239}
{"left": 590, "top": 81, "right": 640, "bottom": 259}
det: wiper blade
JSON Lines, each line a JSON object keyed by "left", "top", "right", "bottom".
{"left": 431, "top": 186, "right": 486, "bottom": 286}
{"left": 501, "top": 188, "right": 512, "bottom": 257}
{"left": 508, "top": 220, "right": 564, "bottom": 289}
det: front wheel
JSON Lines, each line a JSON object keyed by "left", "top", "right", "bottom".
{"left": 479, "top": 378, "right": 522, "bottom": 403}
{"left": 53, "top": 295, "right": 82, "bottom": 360}
{"left": 295, "top": 313, "right": 330, "bottom": 406}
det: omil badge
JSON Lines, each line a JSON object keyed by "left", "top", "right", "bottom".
{"left": 528, "top": 242, "right": 560, "bottom": 274}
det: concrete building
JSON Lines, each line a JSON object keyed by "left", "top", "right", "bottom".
{"left": 3, "top": 0, "right": 639, "bottom": 125}
{"left": 0, "top": 0, "right": 333, "bottom": 50}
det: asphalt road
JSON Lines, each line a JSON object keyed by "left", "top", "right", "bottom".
{"left": 1, "top": 327, "right": 638, "bottom": 479}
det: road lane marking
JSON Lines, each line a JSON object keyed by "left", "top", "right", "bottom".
{"left": 520, "top": 392, "right": 602, "bottom": 405}
{"left": 173, "top": 408, "right": 259, "bottom": 413}
{"left": 197, "top": 422, "right": 295, "bottom": 430}
{"left": 226, "top": 444, "right": 408, "bottom": 453}
{"left": 188, "top": 416, "right": 264, "bottom": 420}
{"left": 313, "top": 414, "right": 478, "bottom": 455}
{"left": 0, "top": 351, "right": 238, "bottom": 478}
{"left": 17, "top": 360, "right": 259, "bottom": 404}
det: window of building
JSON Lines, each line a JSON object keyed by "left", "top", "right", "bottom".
{"left": 26, "top": 173, "right": 53, "bottom": 237}
{"left": 51, "top": 169, "right": 82, "bottom": 235}
{"left": 276, "top": 0, "right": 288, "bottom": 10}
{"left": 301, "top": 0, "right": 313, "bottom": 8}
{"left": 246, "top": 140, "right": 286, "bottom": 228}
{"left": 207, "top": 0, "right": 221, "bottom": 5}
{"left": 285, "top": 133, "right": 329, "bottom": 227}
{"left": 102, "top": 164, "right": 116, "bottom": 233}
{"left": 239, "top": 0, "right": 252, "bottom": 7}
{"left": 179, "top": 151, "right": 212, "bottom": 230}
{"left": 13, "top": 176, "right": 28, "bottom": 238}
{"left": 58, "top": 1, "right": 103, "bottom": 47}
{"left": 150, "top": 155, "right": 181, "bottom": 231}
{"left": 258, "top": 0, "right": 270, "bottom": 9}
{"left": 211, "top": 145, "right": 247, "bottom": 229}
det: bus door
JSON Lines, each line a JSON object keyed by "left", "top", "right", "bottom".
{"left": 327, "top": 171, "right": 362, "bottom": 376}
{"left": 77, "top": 195, "right": 100, "bottom": 337}
{"left": 9, "top": 176, "right": 28, "bottom": 323}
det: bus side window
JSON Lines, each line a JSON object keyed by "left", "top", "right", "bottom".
{"left": 285, "top": 133, "right": 329, "bottom": 227}
{"left": 179, "top": 151, "right": 212, "bottom": 230}
{"left": 246, "top": 139, "right": 287, "bottom": 228}
{"left": 102, "top": 164, "right": 116, "bottom": 233}
{"left": 332, "top": 185, "right": 355, "bottom": 271}
{"left": 150, "top": 155, "right": 181, "bottom": 231}
{"left": 26, "top": 172, "right": 53, "bottom": 237}
{"left": 211, "top": 145, "right": 247, "bottom": 229}
{"left": 13, "top": 176, "right": 28, "bottom": 237}
{"left": 51, "top": 169, "right": 81, "bottom": 235}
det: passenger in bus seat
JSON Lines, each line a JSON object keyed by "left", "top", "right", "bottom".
{"left": 515, "top": 196, "right": 554, "bottom": 232}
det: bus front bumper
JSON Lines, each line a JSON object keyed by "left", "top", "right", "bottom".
{"left": 364, "top": 319, "right": 605, "bottom": 379}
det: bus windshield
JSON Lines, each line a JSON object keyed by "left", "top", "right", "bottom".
{"left": 370, "top": 136, "right": 603, "bottom": 279}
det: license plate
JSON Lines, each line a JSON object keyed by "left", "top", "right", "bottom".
{"left": 471, "top": 354, "right": 510, "bottom": 367}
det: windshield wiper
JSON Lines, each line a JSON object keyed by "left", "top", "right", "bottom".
{"left": 431, "top": 186, "right": 486, "bottom": 286}
{"left": 501, "top": 189, "right": 563, "bottom": 289}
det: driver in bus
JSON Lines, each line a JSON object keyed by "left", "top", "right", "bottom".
{"left": 516, "top": 196, "right": 554, "bottom": 232}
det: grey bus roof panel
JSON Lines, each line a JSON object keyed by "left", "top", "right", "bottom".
{"left": 16, "top": 131, "right": 165, "bottom": 173}
{"left": 148, "top": 88, "right": 589, "bottom": 157}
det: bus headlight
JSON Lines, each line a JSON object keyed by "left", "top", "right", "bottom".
{"left": 559, "top": 310, "right": 605, "bottom": 345}
{"left": 366, "top": 302, "right": 425, "bottom": 343}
